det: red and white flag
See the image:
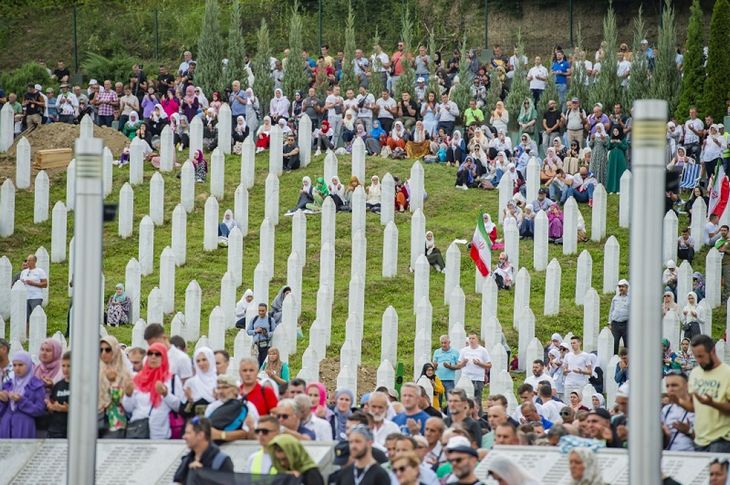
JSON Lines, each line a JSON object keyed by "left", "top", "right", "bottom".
{"left": 470, "top": 214, "right": 492, "bottom": 277}
{"left": 709, "top": 164, "right": 730, "bottom": 219}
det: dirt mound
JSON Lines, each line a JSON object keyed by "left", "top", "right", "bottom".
{"left": 5, "top": 123, "right": 129, "bottom": 159}
{"left": 319, "top": 358, "right": 377, "bottom": 397}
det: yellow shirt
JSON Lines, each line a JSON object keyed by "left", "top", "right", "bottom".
{"left": 689, "top": 363, "right": 730, "bottom": 446}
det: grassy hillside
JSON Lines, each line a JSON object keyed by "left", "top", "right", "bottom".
{"left": 1, "top": 145, "right": 725, "bottom": 393}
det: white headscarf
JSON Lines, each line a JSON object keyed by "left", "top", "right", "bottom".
{"left": 486, "top": 456, "right": 541, "bottom": 485}
{"left": 568, "top": 448, "right": 604, "bottom": 485}
{"left": 392, "top": 121, "right": 405, "bottom": 141}
{"left": 184, "top": 347, "right": 217, "bottom": 403}
{"left": 235, "top": 115, "right": 247, "bottom": 134}
{"left": 154, "top": 103, "right": 168, "bottom": 119}
{"left": 222, "top": 209, "right": 236, "bottom": 230}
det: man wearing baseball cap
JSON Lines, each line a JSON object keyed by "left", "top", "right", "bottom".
{"left": 444, "top": 436, "right": 481, "bottom": 484}
{"left": 333, "top": 425, "right": 390, "bottom": 485}
{"left": 609, "top": 279, "right": 631, "bottom": 354}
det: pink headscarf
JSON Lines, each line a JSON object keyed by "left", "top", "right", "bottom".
{"left": 34, "top": 338, "right": 64, "bottom": 383}
{"left": 306, "top": 382, "right": 328, "bottom": 412}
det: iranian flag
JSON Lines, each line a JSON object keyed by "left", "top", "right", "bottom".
{"left": 470, "top": 214, "right": 491, "bottom": 277}
{"left": 708, "top": 164, "right": 730, "bottom": 219}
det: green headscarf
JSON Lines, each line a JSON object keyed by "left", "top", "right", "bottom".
{"left": 517, "top": 97, "right": 537, "bottom": 124}
{"left": 269, "top": 434, "right": 319, "bottom": 474}
{"left": 315, "top": 177, "right": 330, "bottom": 197}
{"left": 113, "top": 283, "right": 127, "bottom": 302}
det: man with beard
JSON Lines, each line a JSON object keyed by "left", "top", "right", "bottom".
{"left": 333, "top": 425, "right": 390, "bottom": 485}
{"left": 444, "top": 437, "right": 482, "bottom": 485}
{"left": 368, "top": 391, "right": 400, "bottom": 447}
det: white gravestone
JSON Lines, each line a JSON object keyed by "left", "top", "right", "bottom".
{"left": 525, "top": 338, "right": 543, "bottom": 379}
{"left": 171, "top": 204, "right": 187, "bottom": 266}
{"left": 381, "top": 306, "right": 398, "bottom": 366}
{"left": 662, "top": 311, "right": 681, "bottom": 350}
{"left": 0, "top": 103, "right": 14, "bottom": 152}
{"left": 533, "top": 210, "right": 548, "bottom": 271}
{"left": 185, "top": 280, "right": 202, "bottom": 341}
{"left": 147, "top": 287, "right": 163, "bottom": 324}
{"left": 619, "top": 170, "right": 631, "bottom": 228}
{"left": 698, "top": 300, "right": 712, "bottom": 338}
{"left": 80, "top": 114, "right": 94, "bottom": 138}
{"left": 159, "top": 125, "right": 174, "bottom": 172}
{"left": 413, "top": 255, "right": 430, "bottom": 315}
{"left": 482, "top": 315, "right": 501, "bottom": 351}
{"left": 217, "top": 103, "right": 232, "bottom": 154}
{"left": 544, "top": 258, "right": 561, "bottom": 315}
{"left": 526, "top": 157, "right": 540, "bottom": 204}
{"left": 498, "top": 172, "right": 512, "bottom": 223}
{"left": 265, "top": 173, "right": 280, "bottom": 226}
{"left": 159, "top": 247, "right": 176, "bottom": 314}
{"left": 377, "top": 360, "right": 395, "bottom": 389}
{"left": 170, "top": 312, "right": 185, "bottom": 338}
{"left": 351, "top": 230, "right": 367, "bottom": 279}
{"left": 583, "top": 288, "right": 600, "bottom": 352}
{"left": 269, "top": 124, "right": 283, "bottom": 175}
{"left": 125, "top": 258, "right": 141, "bottom": 323}
{"left": 517, "top": 307, "right": 536, "bottom": 370}
{"left": 381, "top": 173, "right": 395, "bottom": 226}
{"left": 118, "top": 183, "right": 134, "bottom": 239}
{"left": 286, "top": 252, "right": 302, "bottom": 320}
{"left": 575, "top": 250, "right": 593, "bottom": 305}
{"left": 410, "top": 209, "right": 426, "bottom": 270}
{"left": 208, "top": 306, "right": 226, "bottom": 351}
{"left": 139, "top": 216, "right": 155, "bottom": 276}
{"left": 352, "top": 185, "right": 366, "bottom": 235}
{"left": 562, "top": 197, "right": 578, "bottom": 255}
{"left": 0, "top": 256, "right": 11, "bottom": 320}
{"left": 706, "top": 248, "right": 722, "bottom": 308}
{"left": 210, "top": 148, "right": 225, "bottom": 200}
{"left": 691, "top": 197, "right": 707, "bottom": 251}
{"left": 602, "top": 236, "right": 620, "bottom": 294}
{"left": 103, "top": 146, "right": 113, "bottom": 198}
{"left": 204, "top": 196, "right": 219, "bottom": 251}
{"left": 351, "top": 137, "right": 366, "bottom": 183}
{"left": 51, "top": 201, "right": 67, "bottom": 262}
{"left": 129, "top": 139, "right": 144, "bottom": 185}
{"left": 663, "top": 210, "right": 678, "bottom": 264}
{"left": 180, "top": 160, "right": 195, "bottom": 213}
{"left": 65, "top": 158, "right": 75, "bottom": 211}
{"left": 220, "top": 272, "right": 236, "bottom": 329}
{"left": 321, "top": 196, "right": 336, "bottom": 246}
{"left": 149, "top": 172, "right": 165, "bottom": 226}
{"left": 189, "top": 115, "right": 203, "bottom": 159}
{"left": 597, "top": 327, "right": 615, "bottom": 384}
{"left": 482, "top": 276, "right": 498, "bottom": 323}
{"left": 504, "top": 217, "right": 519, "bottom": 272}
{"left": 259, "top": 218, "right": 275, "bottom": 280}
{"left": 253, "top": 263, "right": 269, "bottom": 309}
{"left": 449, "top": 322, "right": 467, "bottom": 353}
{"left": 227, "top": 227, "right": 243, "bottom": 288}
{"left": 34, "top": 171, "right": 49, "bottom": 224}
{"left": 10, "top": 281, "right": 27, "bottom": 343}
{"left": 234, "top": 184, "right": 249, "bottom": 237}
{"left": 324, "top": 150, "right": 338, "bottom": 184}
{"left": 241, "top": 136, "right": 255, "bottom": 189}
{"left": 513, "top": 268, "right": 531, "bottom": 329}
{"left": 448, "top": 286, "right": 466, "bottom": 332}
{"left": 131, "top": 319, "right": 147, "bottom": 349}
{"left": 444, "top": 242, "right": 461, "bottom": 304}
{"left": 591, "top": 184, "right": 607, "bottom": 242}
{"left": 35, "top": 247, "right": 49, "bottom": 306}
{"left": 292, "top": 210, "right": 306, "bottom": 268}
{"left": 15, "top": 136, "right": 31, "bottom": 189}
{"left": 491, "top": 343, "right": 507, "bottom": 377}
{"left": 416, "top": 297, "right": 433, "bottom": 344}
{"left": 409, "top": 161, "right": 425, "bottom": 213}
{"left": 0, "top": 179, "right": 15, "bottom": 237}
{"left": 28, "top": 306, "right": 46, "bottom": 362}
{"left": 677, "top": 260, "right": 693, "bottom": 310}
{"left": 298, "top": 113, "right": 312, "bottom": 167}
{"left": 319, "top": 243, "right": 335, "bottom": 304}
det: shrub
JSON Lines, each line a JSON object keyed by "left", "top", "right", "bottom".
{"left": 674, "top": 0, "right": 704, "bottom": 121}
{"left": 0, "top": 62, "right": 52, "bottom": 96}
{"left": 80, "top": 53, "right": 138, "bottom": 84}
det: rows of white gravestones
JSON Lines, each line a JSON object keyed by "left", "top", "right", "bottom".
{"left": 1, "top": 115, "right": 728, "bottom": 397}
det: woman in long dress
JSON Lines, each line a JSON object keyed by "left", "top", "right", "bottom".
{"left": 605, "top": 126, "right": 628, "bottom": 193}
{"left": 589, "top": 124, "right": 609, "bottom": 185}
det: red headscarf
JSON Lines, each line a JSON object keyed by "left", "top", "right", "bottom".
{"left": 320, "top": 120, "right": 331, "bottom": 135}
{"left": 306, "top": 382, "right": 328, "bottom": 412}
{"left": 133, "top": 342, "right": 171, "bottom": 407}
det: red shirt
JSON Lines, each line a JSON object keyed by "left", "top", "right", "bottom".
{"left": 241, "top": 382, "right": 278, "bottom": 416}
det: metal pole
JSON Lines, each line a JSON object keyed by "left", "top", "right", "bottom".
{"left": 73, "top": 4, "right": 79, "bottom": 74}
{"left": 484, "top": 0, "right": 488, "bottom": 51}
{"left": 318, "top": 0, "right": 323, "bottom": 52}
{"left": 569, "top": 0, "right": 574, "bottom": 48}
{"left": 67, "top": 137, "right": 104, "bottom": 485}
{"left": 628, "top": 99, "right": 666, "bottom": 485}
{"left": 155, "top": 9, "right": 160, "bottom": 62}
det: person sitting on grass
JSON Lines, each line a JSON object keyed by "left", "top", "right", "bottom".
{"left": 366, "top": 175, "right": 382, "bottom": 213}
{"left": 286, "top": 176, "right": 314, "bottom": 215}
{"left": 218, "top": 210, "right": 238, "bottom": 247}
{"left": 106, "top": 283, "right": 131, "bottom": 327}
{"left": 425, "top": 231, "right": 447, "bottom": 273}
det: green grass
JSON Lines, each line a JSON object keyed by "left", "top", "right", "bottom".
{"left": 1, "top": 150, "right": 725, "bottom": 394}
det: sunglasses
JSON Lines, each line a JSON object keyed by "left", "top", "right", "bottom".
{"left": 449, "top": 456, "right": 467, "bottom": 465}
{"left": 255, "top": 428, "right": 275, "bottom": 435}
{"left": 275, "top": 414, "right": 290, "bottom": 420}
{"left": 100, "top": 347, "right": 112, "bottom": 354}
{"left": 147, "top": 351, "right": 162, "bottom": 357}
{"left": 393, "top": 465, "right": 411, "bottom": 474}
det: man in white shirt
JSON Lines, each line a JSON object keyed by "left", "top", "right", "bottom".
{"left": 355, "top": 85, "right": 376, "bottom": 133}
{"left": 562, "top": 336, "right": 593, "bottom": 401}
{"left": 524, "top": 359, "right": 555, "bottom": 389}
{"left": 537, "top": 383, "right": 564, "bottom": 424}
{"left": 368, "top": 391, "right": 400, "bottom": 447}
{"left": 616, "top": 53, "right": 631, "bottom": 88}
{"left": 178, "top": 51, "right": 194, "bottom": 76}
{"left": 662, "top": 372, "right": 695, "bottom": 451}
{"left": 371, "top": 44, "right": 390, "bottom": 89}
{"left": 375, "top": 89, "right": 397, "bottom": 133}
{"left": 295, "top": 395, "right": 332, "bottom": 441}
{"left": 706, "top": 213, "right": 721, "bottom": 246}
{"left": 20, "top": 254, "right": 47, "bottom": 331}
{"left": 684, "top": 106, "right": 705, "bottom": 160}
{"left": 527, "top": 56, "right": 548, "bottom": 104}
{"left": 455, "top": 333, "right": 491, "bottom": 415}
{"left": 436, "top": 93, "right": 459, "bottom": 136}
{"left": 324, "top": 85, "right": 345, "bottom": 148}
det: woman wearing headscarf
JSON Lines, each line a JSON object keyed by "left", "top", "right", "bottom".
{"left": 306, "top": 382, "right": 332, "bottom": 419}
{"left": 547, "top": 203, "right": 564, "bottom": 243}
{"left": 98, "top": 336, "right": 131, "bottom": 438}
{"left": 0, "top": 351, "right": 46, "bottom": 438}
{"left": 343, "top": 175, "right": 361, "bottom": 209}
{"left": 34, "top": 338, "right": 64, "bottom": 395}
{"left": 569, "top": 390, "right": 589, "bottom": 412}
{"left": 198, "top": 89, "right": 213, "bottom": 113}
{"left": 591, "top": 393, "right": 606, "bottom": 409}
{"left": 490, "top": 100, "right": 510, "bottom": 134}
{"left": 269, "top": 434, "right": 325, "bottom": 485}
{"left": 147, "top": 103, "right": 169, "bottom": 137}
{"left": 418, "top": 363, "right": 445, "bottom": 410}
{"left": 366, "top": 175, "right": 382, "bottom": 213}
{"left": 123, "top": 111, "right": 142, "bottom": 140}
{"left": 681, "top": 291, "right": 704, "bottom": 338}
{"left": 291, "top": 91, "right": 304, "bottom": 120}
{"left": 182, "top": 347, "right": 217, "bottom": 417}
{"left": 303, "top": 177, "right": 329, "bottom": 213}
{"left": 269, "top": 286, "right": 291, "bottom": 324}
{"left": 122, "top": 343, "right": 182, "bottom": 439}
{"left": 269, "top": 88, "right": 290, "bottom": 123}
{"left": 161, "top": 89, "right": 180, "bottom": 119}
{"left": 327, "top": 176, "right": 346, "bottom": 209}
{"left": 181, "top": 85, "right": 200, "bottom": 122}
{"left": 235, "top": 289, "right": 254, "bottom": 328}
{"left": 232, "top": 115, "right": 249, "bottom": 143}
{"left": 518, "top": 97, "right": 538, "bottom": 140}
{"left": 218, "top": 209, "right": 238, "bottom": 240}
{"left": 172, "top": 113, "right": 190, "bottom": 150}
{"left": 668, "top": 145, "right": 690, "bottom": 173}
{"left": 191, "top": 149, "right": 207, "bottom": 182}
{"left": 606, "top": 126, "right": 628, "bottom": 193}
{"left": 202, "top": 107, "right": 218, "bottom": 151}
{"left": 502, "top": 199, "right": 524, "bottom": 227}
{"left": 255, "top": 116, "right": 273, "bottom": 153}
{"left": 563, "top": 140, "right": 581, "bottom": 174}
{"left": 541, "top": 147, "right": 563, "bottom": 184}
{"left": 394, "top": 176, "right": 409, "bottom": 212}
{"left": 287, "top": 176, "right": 314, "bottom": 214}
{"left": 425, "top": 231, "right": 447, "bottom": 272}
{"left": 684, "top": 186, "right": 709, "bottom": 223}
{"left": 455, "top": 156, "right": 478, "bottom": 189}
{"left": 493, "top": 252, "right": 514, "bottom": 290}
{"left": 329, "top": 388, "right": 354, "bottom": 441}
{"left": 387, "top": 120, "right": 408, "bottom": 151}
{"left": 662, "top": 290, "right": 681, "bottom": 320}
{"left": 692, "top": 272, "right": 706, "bottom": 302}
{"left": 486, "top": 455, "right": 541, "bottom": 485}
{"left": 568, "top": 448, "right": 605, "bottom": 485}
{"left": 314, "top": 119, "right": 333, "bottom": 156}
{"left": 106, "top": 283, "right": 131, "bottom": 327}
{"left": 262, "top": 347, "right": 290, "bottom": 386}
{"left": 406, "top": 120, "right": 431, "bottom": 159}
{"left": 662, "top": 339, "right": 682, "bottom": 376}
{"left": 551, "top": 136, "right": 568, "bottom": 159}
{"left": 589, "top": 123, "right": 609, "bottom": 184}
{"left": 341, "top": 109, "right": 356, "bottom": 145}
{"left": 446, "top": 130, "right": 465, "bottom": 166}
{"left": 245, "top": 88, "right": 260, "bottom": 134}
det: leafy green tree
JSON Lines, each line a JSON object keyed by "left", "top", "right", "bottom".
{"left": 338, "top": 2, "right": 358, "bottom": 93}
{"left": 224, "top": 0, "right": 246, "bottom": 90}
{"left": 427, "top": 31, "right": 442, "bottom": 96}
{"left": 196, "top": 0, "right": 225, "bottom": 95}
{"left": 626, "top": 6, "right": 652, "bottom": 107}
{"left": 368, "top": 28, "right": 385, "bottom": 98}
{"left": 675, "top": 0, "right": 705, "bottom": 121}
{"left": 252, "top": 19, "right": 274, "bottom": 112}
{"left": 395, "top": 8, "right": 416, "bottom": 99}
{"left": 538, "top": 74, "right": 559, "bottom": 116}
{"left": 702, "top": 0, "right": 730, "bottom": 122}
{"left": 588, "top": 2, "right": 621, "bottom": 109}
{"left": 566, "top": 52, "right": 589, "bottom": 107}
{"left": 282, "top": 2, "right": 309, "bottom": 100}
{"left": 449, "top": 36, "right": 472, "bottom": 119}
{"left": 651, "top": 0, "right": 681, "bottom": 113}
{"left": 485, "top": 69, "right": 503, "bottom": 115}
{"left": 505, "top": 32, "right": 530, "bottom": 130}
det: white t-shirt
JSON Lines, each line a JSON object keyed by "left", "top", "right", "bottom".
{"left": 563, "top": 351, "right": 592, "bottom": 388}
{"left": 458, "top": 345, "right": 491, "bottom": 381}
{"left": 684, "top": 118, "right": 704, "bottom": 145}
{"left": 168, "top": 345, "right": 194, "bottom": 380}
{"left": 373, "top": 419, "right": 401, "bottom": 447}
{"left": 356, "top": 93, "right": 375, "bottom": 119}
{"left": 371, "top": 52, "right": 390, "bottom": 72}
{"left": 376, "top": 97, "right": 396, "bottom": 119}
{"left": 325, "top": 95, "right": 344, "bottom": 119}
{"left": 705, "top": 222, "right": 720, "bottom": 245}
{"left": 527, "top": 65, "right": 548, "bottom": 90}
{"left": 617, "top": 60, "right": 631, "bottom": 87}
{"left": 540, "top": 398, "right": 564, "bottom": 423}
{"left": 21, "top": 267, "right": 47, "bottom": 300}
{"left": 303, "top": 414, "right": 334, "bottom": 441}
{"left": 524, "top": 372, "right": 555, "bottom": 390}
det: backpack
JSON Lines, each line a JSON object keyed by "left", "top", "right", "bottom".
{"left": 210, "top": 449, "right": 228, "bottom": 471}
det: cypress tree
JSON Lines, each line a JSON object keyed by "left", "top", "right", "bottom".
{"left": 651, "top": 0, "right": 681, "bottom": 113}
{"left": 588, "top": 2, "right": 621, "bottom": 109}
{"left": 368, "top": 29, "right": 385, "bottom": 98}
{"left": 449, "top": 36, "right": 472, "bottom": 118}
{"left": 224, "top": 0, "right": 246, "bottom": 90}
{"left": 566, "top": 50, "right": 589, "bottom": 107}
{"left": 395, "top": 8, "right": 416, "bottom": 99}
{"left": 702, "top": 0, "right": 730, "bottom": 122}
{"left": 626, "top": 6, "right": 652, "bottom": 107}
{"left": 252, "top": 19, "right": 274, "bottom": 112}
{"left": 505, "top": 32, "right": 530, "bottom": 130}
{"left": 427, "top": 31, "right": 441, "bottom": 96}
{"left": 485, "top": 69, "right": 503, "bottom": 115}
{"left": 282, "top": 2, "right": 309, "bottom": 100}
{"left": 338, "top": 2, "right": 358, "bottom": 93}
{"left": 196, "top": 0, "right": 225, "bottom": 95}
{"left": 675, "top": 0, "right": 705, "bottom": 121}
{"left": 538, "top": 74, "right": 559, "bottom": 116}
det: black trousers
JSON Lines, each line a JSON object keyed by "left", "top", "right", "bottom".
{"left": 611, "top": 320, "right": 628, "bottom": 354}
